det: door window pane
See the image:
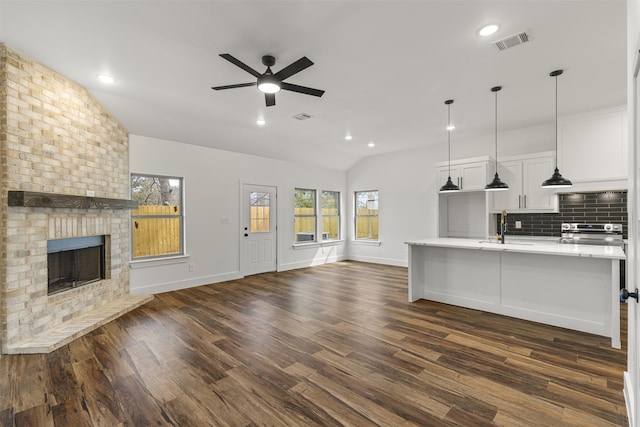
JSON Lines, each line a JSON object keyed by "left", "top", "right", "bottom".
{"left": 250, "top": 192, "right": 270, "bottom": 233}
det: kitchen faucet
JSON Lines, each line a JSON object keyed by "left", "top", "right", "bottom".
{"left": 500, "top": 210, "right": 507, "bottom": 244}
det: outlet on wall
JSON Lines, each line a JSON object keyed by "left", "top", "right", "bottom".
{"left": 515, "top": 221, "right": 522, "bottom": 229}
{"left": 189, "top": 263, "right": 195, "bottom": 272}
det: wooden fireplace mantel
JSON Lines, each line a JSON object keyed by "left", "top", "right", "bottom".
{"left": 8, "top": 191, "right": 139, "bottom": 210}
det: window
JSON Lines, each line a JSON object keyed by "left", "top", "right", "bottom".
{"left": 355, "top": 190, "right": 379, "bottom": 240}
{"left": 250, "top": 191, "right": 271, "bottom": 233}
{"left": 294, "top": 188, "right": 316, "bottom": 243}
{"left": 131, "top": 174, "right": 184, "bottom": 259}
{"left": 321, "top": 191, "right": 340, "bottom": 240}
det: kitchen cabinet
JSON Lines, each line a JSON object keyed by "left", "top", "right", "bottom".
{"left": 491, "top": 152, "right": 558, "bottom": 212}
{"left": 435, "top": 156, "right": 491, "bottom": 192}
{"left": 558, "top": 106, "right": 627, "bottom": 191}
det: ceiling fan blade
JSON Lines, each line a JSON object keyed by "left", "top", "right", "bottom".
{"left": 219, "top": 54, "right": 262, "bottom": 78}
{"left": 274, "top": 56, "right": 314, "bottom": 81}
{"left": 265, "top": 93, "right": 276, "bottom": 107}
{"left": 281, "top": 82, "right": 325, "bottom": 97}
{"left": 211, "top": 82, "right": 256, "bottom": 90}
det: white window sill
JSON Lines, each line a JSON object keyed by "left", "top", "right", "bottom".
{"left": 351, "top": 240, "right": 382, "bottom": 246}
{"left": 292, "top": 239, "right": 345, "bottom": 250}
{"left": 130, "top": 254, "right": 190, "bottom": 269}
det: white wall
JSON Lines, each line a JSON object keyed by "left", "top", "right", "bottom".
{"left": 129, "top": 135, "right": 347, "bottom": 294}
{"left": 452, "top": 122, "right": 555, "bottom": 160}
{"left": 346, "top": 143, "right": 444, "bottom": 266}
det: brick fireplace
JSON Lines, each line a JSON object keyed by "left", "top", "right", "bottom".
{"left": 0, "top": 44, "right": 152, "bottom": 354}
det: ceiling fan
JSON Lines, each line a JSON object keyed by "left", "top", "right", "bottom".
{"left": 211, "top": 54, "right": 325, "bottom": 107}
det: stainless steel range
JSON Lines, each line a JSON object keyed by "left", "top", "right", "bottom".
{"left": 560, "top": 223, "right": 624, "bottom": 246}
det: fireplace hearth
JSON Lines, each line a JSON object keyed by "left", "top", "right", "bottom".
{"left": 47, "top": 236, "right": 107, "bottom": 295}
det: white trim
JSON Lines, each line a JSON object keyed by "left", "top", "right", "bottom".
{"left": 130, "top": 254, "right": 190, "bottom": 268}
{"left": 292, "top": 240, "right": 345, "bottom": 250}
{"left": 435, "top": 155, "right": 493, "bottom": 168}
{"left": 351, "top": 240, "right": 382, "bottom": 246}
{"left": 625, "top": 371, "right": 635, "bottom": 427}
{"left": 130, "top": 271, "right": 243, "bottom": 295}
{"left": 278, "top": 254, "right": 348, "bottom": 271}
{"left": 347, "top": 253, "right": 407, "bottom": 267}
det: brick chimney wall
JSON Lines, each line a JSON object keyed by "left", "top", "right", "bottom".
{"left": 0, "top": 44, "right": 132, "bottom": 351}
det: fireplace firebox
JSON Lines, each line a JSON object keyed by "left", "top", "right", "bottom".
{"left": 47, "top": 236, "right": 106, "bottom": 295}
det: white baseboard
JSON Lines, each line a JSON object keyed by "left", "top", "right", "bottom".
{"left": 130, "top": 271, "right": 243, "bottom": 295}
{"left": 624, "top": 371, "right": 634, "bottom": 427}
{"left": 278, "top": 254, "right": 347, "bottom": 272}
{"left": 346, "top": 254, "right": 408, "bottom": 267}
{"left": 130, "top": 255, "right": 406, "bottom": 294}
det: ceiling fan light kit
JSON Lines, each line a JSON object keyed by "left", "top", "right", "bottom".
{"left": 257, "top": 77, "right": 281, "bottom": 94}
{"left": 212, "top": 54, "right": 325, "bottom": 107}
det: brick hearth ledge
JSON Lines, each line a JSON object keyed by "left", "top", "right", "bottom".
{"left": 4, "top": 295, "right": 153, "bottom": 354}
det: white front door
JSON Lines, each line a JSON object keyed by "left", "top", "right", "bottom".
{"left": 626, "top": 30, "right": 640, "bottom": 427}
{"left": 242, "top": 184, "right": 277, "bottom": 276}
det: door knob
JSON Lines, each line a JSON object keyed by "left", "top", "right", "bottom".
{"left": 244, "top": 233, "right": 248, "bottom": 237}
{"left": 620, "top": 288, "right": 639, "bottom": 302}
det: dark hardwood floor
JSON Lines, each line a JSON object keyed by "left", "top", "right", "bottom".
{"left": 0, "top": 261, "right": 628, "bottom": 426}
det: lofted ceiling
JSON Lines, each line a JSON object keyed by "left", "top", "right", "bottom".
{"left": 0, "top": 0, "right": 627, "bottom": 170}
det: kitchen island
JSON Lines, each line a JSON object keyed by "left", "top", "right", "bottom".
{"left": 406, "top": 238, "right": 625, "bottom": 348}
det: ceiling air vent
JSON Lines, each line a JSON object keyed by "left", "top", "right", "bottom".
{"left": 493, "top": 31, "right": 533, "bottom": 51}
{"left": 293, "top": 113, "right": 313, "bottom": 121}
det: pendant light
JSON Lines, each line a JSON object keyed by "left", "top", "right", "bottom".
{"left": 439, "top": 99, "right": 460, "bottom": 193}
{"left": 542, "top": 70, "right": 572, "bottom": 188}
{"left": 485, "top": 86, "right": 509, "bottom": 191}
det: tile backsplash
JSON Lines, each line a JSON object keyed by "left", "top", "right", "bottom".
{"left": 498, "top": 191, "right": 627, "bottom": 239}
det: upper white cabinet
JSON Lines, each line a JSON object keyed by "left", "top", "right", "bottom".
{"left": 491, "top": 152, "right": 558, "bottom": 213}
{"left": 558, "top": 107, "right": 627, "bottom": 190}
{"left": 435, "top": 156, "right": 492, "bottom": 192}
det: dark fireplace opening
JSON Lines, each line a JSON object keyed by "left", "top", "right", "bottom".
{"left": 47, "top": 236, "right": 106, "bottom": 295}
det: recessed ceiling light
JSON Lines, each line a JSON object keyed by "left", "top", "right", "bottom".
{"left": 446, "top": 124, "right": 456, "bottom": 131}
{"left": 368, "top": 142, "right": 375, "bottom": 148}
{"left": 479, "top": 24, "right": 499, "bottom": 37}
{"left": 256, "top": 119, "right": 266, "bottom": 126}
{"left": 345, "top": 135, "right": 353, "bottom": 141}
{"left": 97, "top": 74, "right": 115, "bottom": 84}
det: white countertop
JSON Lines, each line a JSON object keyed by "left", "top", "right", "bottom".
{"left": 405, "top": 237, "right": 625, "bottom": 260}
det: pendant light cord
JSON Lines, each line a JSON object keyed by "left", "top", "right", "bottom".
{"left": 448, "top": 103, "right": 451, "bottom": 177}
{"left": 554, "top": 73, "right": 558, "bottom": 168}
{"left": 494, "top": 89, "right": 498, "bottom": 174}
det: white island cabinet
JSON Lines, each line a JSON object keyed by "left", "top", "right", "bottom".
{"left": 406, "top": 238, "right": 625, "bottom": 348}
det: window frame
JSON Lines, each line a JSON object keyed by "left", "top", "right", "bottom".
{"left": 294, "top": 188, "right": 317, "bottom": 244}
{"left": 321, "top": 190, "right": 341, "bottom": 241}
{"left": 130, "top": 173, "right": 185, "bottom": 260}
{"left": 354, "top": 190, "right": 379, "bottom": 241}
